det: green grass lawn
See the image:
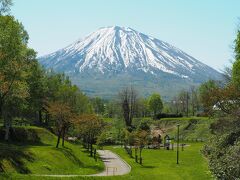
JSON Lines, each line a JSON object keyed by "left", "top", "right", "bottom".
{"left": 42, "top": 143, "right": 211, "bottom": 180}
{"left": 96, "top": 143, "right": 212, "bottom": 180}
{"left": 0, "top": 126, "right": 104, "bottom": 179}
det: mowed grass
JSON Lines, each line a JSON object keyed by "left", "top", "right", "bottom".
{"left": 0, "top": 126, "right": 104, "bottom": 178}
{"left": 102, "top": 143, "right": 212, "bottom": 180}
{"left": 48, "top": 143, "right": 212, "bottom": 180}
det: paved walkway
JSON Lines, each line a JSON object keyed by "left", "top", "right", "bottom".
{"left": 90, "top": 150, "right": 131, "bottom": 176}
{"left": 33, "top": 150, "right": 131, "bottom": 177}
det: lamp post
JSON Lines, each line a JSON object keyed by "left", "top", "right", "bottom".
{"left": 177, "top": 124, "right": 180, "bottom": 164}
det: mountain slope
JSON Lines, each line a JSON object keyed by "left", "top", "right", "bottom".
{"left": 39, "top": 26, "right": 222, "bottom": 99}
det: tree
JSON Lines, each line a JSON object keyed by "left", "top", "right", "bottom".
{"left": 232, "top": 64, "right": 240, "bottom": 87}
{"left": 0, "top": 15, "right": 36, "bottom": 140}
{"left": 0, "top": 0, "right": 12, "bottom": 15}
{"left": 148, "top": 93, "right": 163, "bottom": 118}
{"left": 232, "top": 60, "right": 240, "bottom": 89}
{"left": 47, "top": 101, "right": 74, "bottom": 148}
{"left": 25, "top": 60, "right": 48, "bottom": 125}
{"left": 234, "top": 30, "right": 240, "bottom": 61}
{"left": 91, "top": 97, "right": 105, "bottom": 115}
{"left": 76, "top": 114, "right": 105, "bottom": 156}
{"left": 135, "top": 130, "right": 149, "bottom": 165}
{"left": 232, "top": 30, "right": 240, "bottom": 88}
{"left": 199, "top": 80, "right": 219, "bottom": 114}
{"left": 119, "top": 86, "right": 138, "bottom": 130}
{"left": 202, "top": 29, "right": 240, "bottom": 179}
{"left": 105, "top": 100, "right": 121, "bottom": 118}
{"left": 137, "top": 98, "right": 150, "bottom": 117}
{"left": 189, "top": 86, "right": 199, "bottom": 116}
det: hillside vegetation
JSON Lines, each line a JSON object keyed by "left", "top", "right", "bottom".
{"left": 154, "top": 117, "right": 214, "bottom": 141}
{"left": 0, "top": 126, "right": 104, "bottom": 178}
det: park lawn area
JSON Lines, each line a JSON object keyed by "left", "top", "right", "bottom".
{"left": 102, "top": 143, "right": 212, "bottom": 180}
{"left": 0, "top": 126, "right": 104, "bottom": 179}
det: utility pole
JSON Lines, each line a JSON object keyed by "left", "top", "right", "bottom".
{"left": 177, "top": 124, "right": 180, "bottom": 164}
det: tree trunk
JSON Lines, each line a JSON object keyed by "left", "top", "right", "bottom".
{"left": 3, "top": 106, "right": 12, "bottom": 141}
{"left": 56, "top": 129, "right": 62, "bottom": 148}
{"left": 90, "top": 143, "right": 93, "bottom": 156}
{"left": 38, "top": 110, "right": 42, "bottom": 125}
{"left": 139, "top": 148, "right": 143, "bottom": 165}
{"left": 135, "top": 147, "right": 138, "bottom": 162}
{"left": 62, "top": 128, "right": 65, "bottom": 147}
{"left": 4, "top": 123, "right": 10, "bottom": 141}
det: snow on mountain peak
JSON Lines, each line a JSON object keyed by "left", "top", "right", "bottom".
{"left": 39, "top": 26, "right": 221, "bottom": 81}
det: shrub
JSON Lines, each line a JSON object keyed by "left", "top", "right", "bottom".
{"left": 156, "top": 113, "right": 183, "bottom": 119}
{"left": 0, "top": 127, "right": 41, "bottom": 144}
{"left": 203, "top": 130, "right": 240, "bottom": 179}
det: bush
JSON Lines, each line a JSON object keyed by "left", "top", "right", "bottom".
{"left": 155, "top": 113, "right": 183, "bottom": 119}
{"left": 203, "top": 130, "right": 240, "bottom": 179}
{"left": 0, "top": 127, "right": 41, "bottom": 144}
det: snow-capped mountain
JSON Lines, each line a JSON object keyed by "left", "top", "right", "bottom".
{"left": 39, "top": 26, "right": 222, "bottom": 99}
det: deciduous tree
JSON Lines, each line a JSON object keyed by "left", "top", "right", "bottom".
{"left": 148, "top": 93, "right": 163, "bottom": 118}
{"left": 76, "top": 114, "right": 105, "bottom": 156}
{"left": 0, "top": 15, "right": 36, "bottom": 140}
{"left": 119, "top": 86, "right": 138, "bottom": 130}
{"left": 47, "top": 101, "right": 74, "bottom": 148}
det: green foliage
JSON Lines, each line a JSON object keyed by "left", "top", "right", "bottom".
{"left": 232, "top": 61, "right": 240, "bottom": 89}
{"left": 203, "top": 130, "right": 240, "bottom": 179}
{"left": 137, "top": 119, "right": 151, "bottom": 132}
{"left": 199, "top": 80, "right": 218, "bottom": 112}
{"left": 0, "top": 15, "right": 38, "bottom": 140}
{"left": 234, "top": 30, "right": 240, "bottom": 61}
{"left": 148, "top": 93, "right": 163, "bottom": 117}
{"left": 200, "top": 29, "right": 240, "bottom": 179}
{"left": 0, "top": 15, "right": 33, "bottom": 103}
{"left": 136, "top": 98, "right": 151, "bottom": 117}
{"left": 91, "top": 97, "right": 105, "bottom": 115}
{"left": 232, "top": 30, "right": 240, "bottom": 87}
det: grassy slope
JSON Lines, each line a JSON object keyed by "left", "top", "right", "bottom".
{"left": 104, "top": 116, "right": 214, "bottom": 141}
{"left": 2, "top": 143, "right": 212, "bottom": 180}
{"left": 0, "top": 126, "right": 104, "bottom": 178}
{"left": 154, "top": 117, "right": 214, "bottom": 141}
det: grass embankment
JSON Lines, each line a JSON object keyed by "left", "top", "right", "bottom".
{"left": 0, "top": 126, "right": 104, "bottom": 178}
{"left": 104, "top": 116, "right": 214, "bottom": 141}
{"left": 154, "top": 117, "right": 214, "bottom": 141}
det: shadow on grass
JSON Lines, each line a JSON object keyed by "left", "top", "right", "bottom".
{"left": 0, "top": 143, "right": 34, "bottom": 174}
{"left": 0, "top": 127, "right": 54, "bottom": 174}
{"left": 0, "top": 173, "right": 11, "bottom": 179}
{"left": 57, "top": 146, "right": 104, "bottom": 171}
{"left": 57, "top": 147, "right": 84, "bottom": 166}
{"left": 142, "top": 165, "right": 156, "bottom": 169}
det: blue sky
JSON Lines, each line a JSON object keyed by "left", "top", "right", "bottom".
{"left": 12, "top": 0, "right": 240, "bottom": 70}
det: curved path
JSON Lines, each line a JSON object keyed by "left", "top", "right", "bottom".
{"left": 90, "top": 150, "right": 131, "bottom": 176}
{"left": 33, "top": 150, "right": 131, "bottom": 177}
